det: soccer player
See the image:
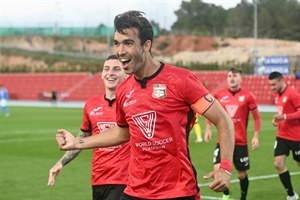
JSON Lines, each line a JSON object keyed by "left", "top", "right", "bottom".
{"left": 48, "top": 55, "right": 130, "bottom": 200}
{"left": 204, "top": 67, "right": 261, "bottom": 200}
{"left": 268, "top": 71, "right": 300, "bottom": 200}
{"left": 194, "top": 81, "right": 209, "bottom": 143}
{"left": 0, "top": 84, "right": 10, "bottom": 117}
{"left": 55, "top": 10, "right": 235, "bottom": 200}
{"left": 194, "top": 114, "right": 203, "bottom": 143}
{"left": 50, "top": 88, "right": 57, "bottom": 106}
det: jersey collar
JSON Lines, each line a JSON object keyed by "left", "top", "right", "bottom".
{"left": 135, "top": 62, "right": 165, "bottom": 89}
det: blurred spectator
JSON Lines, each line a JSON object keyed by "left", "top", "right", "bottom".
{"left": 51, "top": 89, "right": 57, "bottom": 106}
{"left": 0, "top": 84, "right": 10, "bottom": 117}
{"left": 295, "top": 71, "right": 300, "bottom": 80}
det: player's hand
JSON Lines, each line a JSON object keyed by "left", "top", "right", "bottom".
{"left": 47, "top": 162, "right": 63, "bottom": 186}
{"left": 56, "top": 129, "right": 75, "bottom": 150}
{"left": 273, "top": 113, "right": 284, "bottom": 122}
{"left": 251, "top": 136, "right": 259, "bottom": 150}
{"left": 272, "top": 118, "right": 278, "bottom": 126}
{"left": 203, "top": 169, "right": 231, "bottom": 192}
{"left": 204, "top": 130, "right": 212, "bottom": 143}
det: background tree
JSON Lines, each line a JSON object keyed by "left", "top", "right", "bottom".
{"left": 172, "top": 0, "right": 227, "bottom": 35}
{"left": 226, "top": 0, "right": 253, "bottom": 37}
{"left": 171, "top": 0, "right": 300, "bottom": 41}
{"left": 280, "top": 0, "right": 300, "bottom": 41}
{"left": 258, "top": 0, "right": 300, "bottom": 41}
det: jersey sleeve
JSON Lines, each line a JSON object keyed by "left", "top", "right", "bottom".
{"left": 115, "top": 88, "right": 129, "bottom": 127}
{"left": 248, "top": 91, "right": 258, "bottom": 110}
{"left": 290, "top": 89, "right": 300, "bottom": 110}
{"left": 214, "top": 90, "right": 221, "bottom": 99}
{"left": 182, "top": 72, "right": 209, "bottom": 104}
{"left": 80, "top": 102, "right": 92, "bottom": 132}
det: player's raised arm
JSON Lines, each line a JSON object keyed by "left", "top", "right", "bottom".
{"left": 56, "top": 126, "right": 130, "bottom": 150}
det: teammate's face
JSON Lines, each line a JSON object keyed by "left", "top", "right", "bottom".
{"left": 113, "top": 28, "right": 149, "bottom": 77}
{"left": 227, "top": 71, "right": 242, "bottom": 90}
{"left": 268, "top": 78, "right": 282, "bottom": 94}
{"left": 101, "top": 59, "right": 125, "bottom": 90}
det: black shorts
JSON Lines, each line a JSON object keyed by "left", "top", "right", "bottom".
{"left": 274, "top": 137, "right": 300, "bottom": 162}
{"left": 92, "top": 184, "right": 126, "bottom": 200}
{"left": 120, "top": 193, "right": 196, "bottom": 200}
{"left": 214, "top": 143, "right": 250, "bottom": 171}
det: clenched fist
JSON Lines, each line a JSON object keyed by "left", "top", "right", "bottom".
{"left": 56, "top": 129, "right": 76, "bottom": 150}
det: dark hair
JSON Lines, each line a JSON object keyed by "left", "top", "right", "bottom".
{"left": 106, "top": 55, "right": 118, "bottom": 61}
{"left": 268, "top": 71, "right": 283, "bottom": 80}
{"left": 228, "top": 67, "right": 242, "bottom": 74}
{"left": 114, "top": 10, "right": 153, "bottom": 48}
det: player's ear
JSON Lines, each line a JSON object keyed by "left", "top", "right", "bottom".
{"left": 143, "top": 40, "right": 151, "bottom": 52}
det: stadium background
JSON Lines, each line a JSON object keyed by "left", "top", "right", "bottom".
{"left": 0, "top": 27, "right": 299, "bottom": 104}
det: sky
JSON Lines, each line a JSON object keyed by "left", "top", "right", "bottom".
{"left": 1, "top": 0, "right": 243, "bottom": 30}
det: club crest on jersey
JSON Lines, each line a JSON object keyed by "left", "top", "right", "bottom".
{"left": 283, "top": 96, "right": 287, "bottom": 103}
{"left": 152, "top": 84, "right": 166, "bottom": 99}
{"left": 239, "top": 96, "right": 245, "bottom": 102}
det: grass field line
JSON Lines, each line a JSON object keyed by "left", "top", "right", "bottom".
{"left": 206, "top": 127, "right": 277, "bottom": 133}
{"left": 201, "top": 195, "right": 238, "bottom": 200}
{"left": 0, "top": 129, "right": 78, "bottom": 135}
{"left": 0, "top": 129, "right": 79, "bottom": 143}
{"left": 0, "top": 129, "right": 55, "bottom": 134}
{"left": 199, "top": 171, "right": 300, "bottom": 187}
{"left": 0, "top": 137, "right": 53, "bottom": 143}
{"left": 200, "top": 172, "right": 300, "bottom": 199}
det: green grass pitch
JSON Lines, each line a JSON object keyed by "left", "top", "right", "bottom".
{"left": 0, "top": 106, "right": 299, "bottom": 200}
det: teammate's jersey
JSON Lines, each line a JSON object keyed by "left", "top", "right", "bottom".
{"left": 274, "top": 86, "right": 300, "bottom": 141}
{"left": 214, "top": 88, "right": 258, "bottom": 145}
{"left": 81, "top": 95, "right": 130, "bottom": 186}
{"left": 115, "top": 63, "right": 209, "bottom": 199}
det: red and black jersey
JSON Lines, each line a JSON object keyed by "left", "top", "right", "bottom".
{"left": 81, "top": 95, "right": 130, "bottom": 186}
{"left": 214, "top": 88, "right": 258, "bottom": 145}
{"left": 115, "top": 63, "right": 209, "bottom": 199}
{"left": 274, "top": 86, "right": 300, "bottom": 141}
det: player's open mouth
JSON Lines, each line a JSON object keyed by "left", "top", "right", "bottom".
{"left": 120, "top": 58, "right": 131, "bottom": 69}
{"left": 107, "top": 77, "right": 116, "bottom": 82}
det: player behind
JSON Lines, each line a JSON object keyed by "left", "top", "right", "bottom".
{"left": 204, "top": 67, "right": 261, "bottom": 200}
{"left": 194, "top": 114, "right": 203, "bottom": 143}
{"left": 48, "top": 55, "right": 130, "bottom": 200}
{"left": 268, "top": 71, "right": 300, "bottom": 200}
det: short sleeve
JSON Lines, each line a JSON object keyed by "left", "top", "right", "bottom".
{"left": 182, "top": 72, "right": 209, "bottom": 104}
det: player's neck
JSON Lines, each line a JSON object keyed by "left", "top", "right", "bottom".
{"left": 279, "top": 84, "right": 287, "bottom": 94}
{"left": 229, "top": 86, "right": 241, "bottom": 93}
{"left": 134, "top": 56, "right": 161, "bottom": 80}
{"left": 105, "top": 89, "right": 116, "bottom": 100}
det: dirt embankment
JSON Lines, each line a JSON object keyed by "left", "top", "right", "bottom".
{"left": 154, "top": 36, "right": 300, "bottom": 65}
{"left": 1, "top": 35, "right": 299, "bottom": 70}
